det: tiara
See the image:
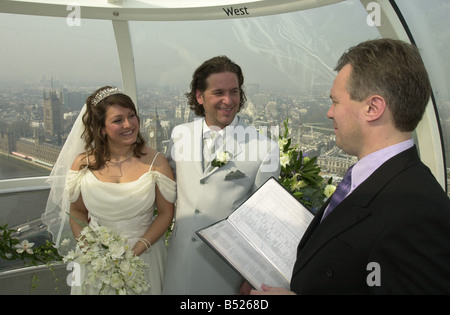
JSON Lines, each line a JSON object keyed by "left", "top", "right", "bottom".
{"left": 91, "top": 87, "right": 120, "bottom": 106}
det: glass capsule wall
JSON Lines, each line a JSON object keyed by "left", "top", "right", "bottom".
{"left": 0, "top": 1, "right": 448, "bottom": 273}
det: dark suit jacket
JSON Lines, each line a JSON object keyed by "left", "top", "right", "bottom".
{"left": 290, "top": 146, "right": 450, "bottom": 294}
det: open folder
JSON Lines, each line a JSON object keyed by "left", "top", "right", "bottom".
{"left": 196, "top": 177, "right": 315, "bottom": 290}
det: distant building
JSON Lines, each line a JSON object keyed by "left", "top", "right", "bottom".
{"left": 65, "top": 90, "right": 89, "bottom": 111}
{"left": 43, "top": 88, "right": 63, "bottom": 138}
{"left": 0, "top": 130, "right": 15, "bottom": 153}
{"left": 0, "top": 127, "right": 60, "bottom": 165}
{"left": 174, "top": 102, "right": 194, "bottom": 124}
{"left": 241, "top": 101, "right": 257, "bottom": 117}
{"left": 16, "top": 133, "right": 60, "bottom": 165}
{"left": 183, "top": 103, "right": 194, "bottom": 123}
{"left": 147, "top": 108, "right": 165, "bottom": 153}
{"left": 317, "top": 154, "right": 356, "bottom": 179}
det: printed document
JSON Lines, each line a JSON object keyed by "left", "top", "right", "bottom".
{"left": 196, "top": 177, "right": 314, "bottom": 290}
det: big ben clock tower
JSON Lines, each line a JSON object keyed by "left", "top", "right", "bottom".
{"left": 148, "top": 107, "right": 164, "bottom": 153}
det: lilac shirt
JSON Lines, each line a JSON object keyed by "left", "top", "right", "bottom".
{"left": 348, "top": 138, "right": 415, "bottom": 195}
{"left": 322, "top": 139, "right": 414, "bottom": 218}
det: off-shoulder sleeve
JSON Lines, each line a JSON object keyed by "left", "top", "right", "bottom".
{"left": 65, "top": 169, "right": 87, "bottom": 202}
{"left": 152, "top": 172, "right": 177, "bottom": 203}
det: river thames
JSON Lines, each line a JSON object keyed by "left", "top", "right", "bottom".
{"left": 0, "top": 154, "right": 53, "bottom": 269}
{"left": 0, "top": 154, "right": 50, "bottom": 180}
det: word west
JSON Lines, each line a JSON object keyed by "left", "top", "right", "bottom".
{"left": 67, "top": 3, "right": 81, "bottom": 27}
{"left": 366, "top": 2, "right": 381, "bottom": 27}
{"left": 222, "top": 6, "right": 250, "bottom": 17}
{"left": 366, "top": 262, "right": 381, "bottom": 287}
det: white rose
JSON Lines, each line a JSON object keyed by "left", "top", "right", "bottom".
{"left": 91, "top": 257, "right": 105, "bottom": 271}
{"left": 109, "top": 242, "right": 125, "bottom": 260}
{"left": 79, "top": 252, "right": 92, "bottom": 265}
{"left": 324, "top": 184, "right": 337, "bottom": 198}
{"left": 120, "top": 260, "right": 131, "bottom": 274}
{"left": 63, "top": 250, "right": 77, "bottom": 262}
{"left": 216, "top": 151, "right": 232, "bottom": 163}
{"left": 110, "top": 273, "right": 124, "bottom": 289}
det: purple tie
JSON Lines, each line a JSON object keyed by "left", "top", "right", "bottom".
{"left": 322, "top": 165, "right": 354, "bottom": 221}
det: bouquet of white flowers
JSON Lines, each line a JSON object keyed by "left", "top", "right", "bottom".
{"left": 278, "top": 119, "right": 336, "bottom": 213}
{"left": 63, "top": 221, "right": 150, "bottom": 295}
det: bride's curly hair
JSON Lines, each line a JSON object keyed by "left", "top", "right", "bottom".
{"left": 80, "top": 86, "right": 146, "bottom": 170}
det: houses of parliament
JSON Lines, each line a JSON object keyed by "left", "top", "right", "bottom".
{"left": 0, "top": 84, "right": 363, "bottom": 182}
{"left": 0, "top": 87, "right": 169, "bottom": 168}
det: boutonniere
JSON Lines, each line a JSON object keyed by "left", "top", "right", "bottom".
{"left": 211, "top": 151, "right": 232, "bottom": 168}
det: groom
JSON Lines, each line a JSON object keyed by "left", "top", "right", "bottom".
{"left": 163, "top": 56, "right": 280, "bottom": 294}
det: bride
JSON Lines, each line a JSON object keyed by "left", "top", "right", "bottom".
{"left": 42, "top": 86, "right": 175, "bottom": 295}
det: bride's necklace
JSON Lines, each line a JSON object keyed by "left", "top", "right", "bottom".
{"left": 105, "top": 151, "right": 134, "bottom": 178}
{"left": 108, "top": 151, "right": 134, "bottom": 165}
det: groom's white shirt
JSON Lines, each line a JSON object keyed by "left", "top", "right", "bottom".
{"left": 163, "top": 116, "right": 280, "bottom": 294}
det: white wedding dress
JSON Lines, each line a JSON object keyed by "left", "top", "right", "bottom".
{"left": 66, "top": 153, "right": 176, "bottom": 295}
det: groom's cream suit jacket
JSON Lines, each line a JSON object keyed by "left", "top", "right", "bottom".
{"left": 163, "top": 116, "right": 280, "bottom": 294}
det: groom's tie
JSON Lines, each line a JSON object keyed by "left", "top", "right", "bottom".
{"left": 321, "top": 165, "right": 354, "bottom": 221}
{"left": 203, "top": 131, "right": 218, "bottom": 171}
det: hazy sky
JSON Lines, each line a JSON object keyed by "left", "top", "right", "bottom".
{"left": 0, "top": 0, "right": 378, "bottom": 92}
{"left": 0, "top": 0, "right": 449, "bottom": 98}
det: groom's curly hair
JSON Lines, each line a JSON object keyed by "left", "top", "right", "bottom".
{"left": 186, "top": 55, "right": 247, "bottom": 117}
